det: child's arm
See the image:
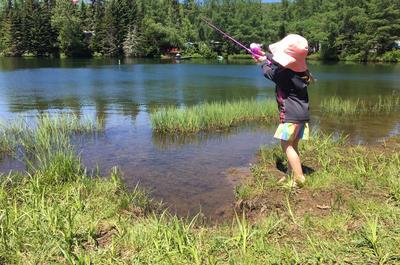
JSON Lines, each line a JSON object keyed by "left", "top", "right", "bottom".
{"left": 260, "top": 53, "right": 279, "bottom": 82}
{"left": 249, "top": 43, "right": 279, "bottom": 83}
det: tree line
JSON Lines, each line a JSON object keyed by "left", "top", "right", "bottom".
{"left": 0, "top": 0, "right": 399, "bottom": 61}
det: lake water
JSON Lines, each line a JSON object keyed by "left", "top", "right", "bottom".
{"left": 0, "top": 57, "right": 399, "bottom": 219}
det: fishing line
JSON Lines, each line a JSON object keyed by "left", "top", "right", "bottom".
{"left": 199, "top": 17, "right": 258, "bottom": 57}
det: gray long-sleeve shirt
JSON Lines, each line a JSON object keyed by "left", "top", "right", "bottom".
{"left": 261, "top": 56, "right": 310, "bottom": 123}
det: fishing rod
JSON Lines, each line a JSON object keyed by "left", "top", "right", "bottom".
{"left": 200, "top": 17, "right": 264, "bottom": 58}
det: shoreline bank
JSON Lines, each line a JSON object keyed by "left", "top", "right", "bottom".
{"left": 1, "top": 114, "right": 399, "bottom": 263}
{"left": 1, "top": 53, "right": 399, "bottom": 64}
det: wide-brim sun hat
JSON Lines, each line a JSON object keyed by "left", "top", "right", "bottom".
{"left": 269, "top": 34, "right": 309, "bottom": 72}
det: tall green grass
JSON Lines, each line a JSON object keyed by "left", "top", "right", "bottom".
{"left": 0, "top": 113, "right": 98, "bottom": 156}
{"left": 152, "top": 96, "right": 400, "bottom": 134}
{"left": 0, "top": 114, "right": 154, "bottom": 264}
{"left": 151, "top": 99, "right": 278, "bottom": 133}
{"left": 320, "top": 96, "right": 400, "bottom": 116}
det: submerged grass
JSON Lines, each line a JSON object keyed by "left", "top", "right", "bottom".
{"left": 320, "top": 96, "right": 400, "bottom": 116}
{"left": 0, "top": 115, "right": 400, "bottom": 264}
{"left": 151, "top": 99, "right": 278, "bottom": 133}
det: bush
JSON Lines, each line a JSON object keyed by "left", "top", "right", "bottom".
{"left": 342, "top": 52, "right": 363, "bottom": 62}
{"left": 227, "top": 54, "right": 252, "bottom": 60}
{"left": 190, "top": 53, "right": 203, "bottom": 59}
{"left": 198, "top": 42, "right": 217, "bottom": 59}
{"left": 379, "top": 50, "right": 400, "bottom": 63}
{"left": 182, "top": 44, "right": 197, "bottom": 56}
{"left": 320, "top": 42, "right": 338, "bottom": 61}
{"left": 307, "top": 52, "right": 321, "bottom": 60}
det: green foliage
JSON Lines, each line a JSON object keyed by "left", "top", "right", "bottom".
{"left": 0, "top": 13, "right": 12, "bottom": 55}
{"left": 379, "top": 50, "right": 400, "bottom": 62}
{"left": 101, "top": 0, "right": 121, "bottom": 56}
{"left": 141, "top": 16, "right": 184, "bottom": 57}
{"left": 51, "top": 0, "right": 90, "bottom": 57}
{"left": 89, "top": 0, "right": 106, "bottom": 54}
{"left": 23, "top": 0, "right": 57, "bottom": 56}
{"left": 227, "top": 54, "right": 252, "bottom": 60}
{"left": 197, "top": 42, "right": 217, "bottom": 59}
{"left": 0, "top": 0, "right": 399, "bottom": 59}
{"left": 123, "top": 25, "right": 142, "bottom": 57}
{"left": 8, "top": 7, "right": 27, "bottom": 56}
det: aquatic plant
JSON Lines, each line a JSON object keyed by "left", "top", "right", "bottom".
{"left": 152, "top": 96, "right": 400, "bottom": 134}
{"left": 151, "top": 99, "right": 278, "bottom": 133}
{"left": 320, "top": 97, "right": 361, "bottom": 116}
{"left": 371, "top": 96, "right": 400, "bottom": 113}
{"left": 0, "top": 113, "right": 99, "bottom": 157}
{"left": 320, "top": 96, "right": 400, "bottom": 116}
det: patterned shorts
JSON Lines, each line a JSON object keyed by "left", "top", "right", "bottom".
{"left": 274, "top": 122, "right": 310, "bottom": 141}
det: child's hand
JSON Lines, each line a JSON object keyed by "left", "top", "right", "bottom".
{"left": 252, "top": 54, "right": 267, "bottom": 63}
{"left": 250, "top": 43, "right": 265, "bottom": 56}
{"left": 250, "top": 43, "right": 267, "bottom": 63}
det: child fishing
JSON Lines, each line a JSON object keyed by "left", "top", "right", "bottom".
{"left": 201, "top": 18, "right": 312, "bottom": 187}
{"left": 252, "top": 35, "right": 312, "bottom": 187}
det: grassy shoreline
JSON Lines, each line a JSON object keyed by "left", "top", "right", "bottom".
{"left": 1, "top": 114, "right": 399, "bottom": 264}
{"left": 234, "top": 132, "right": 400, "bottom": 263}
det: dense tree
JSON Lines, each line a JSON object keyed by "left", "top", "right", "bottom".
{"left": 102, "top": 0, "right": 139, "bottom": 56}
{"left": 366, "top": 0, "right": 400, "bottom": 54}
{"left": 89, "top": 0, "right": 105, "bottom": 54}
{"left": 0, "top": 0, "right": 398, "bottom": 61}
{"left": 51, "top": 0, "right": 90, "bottom": 57}
{"left": 0, "top": 5, "right": 12, "bottom": 55}
{"left": 27, "top": 0, "right": 57, "bottom": 55}
{"left": 123, "top": 25, "right": 141, "bottom": 57}
{"left": 8, "top": 5, "right": 26, "bottom": 56}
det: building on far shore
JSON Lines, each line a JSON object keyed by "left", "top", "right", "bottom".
{"left": 161, "top": 47, "right": 181, "bottom": 59}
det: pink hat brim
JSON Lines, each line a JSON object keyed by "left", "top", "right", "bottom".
{"left": 269, "top": 41, "right": 308, "bottom": 72}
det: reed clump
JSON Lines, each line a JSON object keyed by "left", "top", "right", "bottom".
{"left": 151, "top": 99, "right": 278, "bottom": 133}
{"left": 0, "top": 113, "right": 99, "bottom": 156}
{"left": 320, "top": 96, "right": 400, "bottom": 116}
{"left": 152, "top": 96, "right": 400, "bottom": 134}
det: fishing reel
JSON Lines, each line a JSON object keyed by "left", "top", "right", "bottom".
{"left": 250, "top": 43, "right": 267, "bottom": 62}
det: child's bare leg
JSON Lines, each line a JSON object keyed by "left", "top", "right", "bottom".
{"left": 287, "top": 137, "right": 300, "bottom": 174}
{"left": 281, "top": 139, "right": 305, "bottom": 184}
{"left": 293, "top": 137, "right": 300, "bottom": 154}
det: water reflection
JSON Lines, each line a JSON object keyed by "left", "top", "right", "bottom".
{"left": 317, "top": 114, "right": 400, "bottom": 144}
{"left": 152, "top": 123, "right": 275, "bottom": 150}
